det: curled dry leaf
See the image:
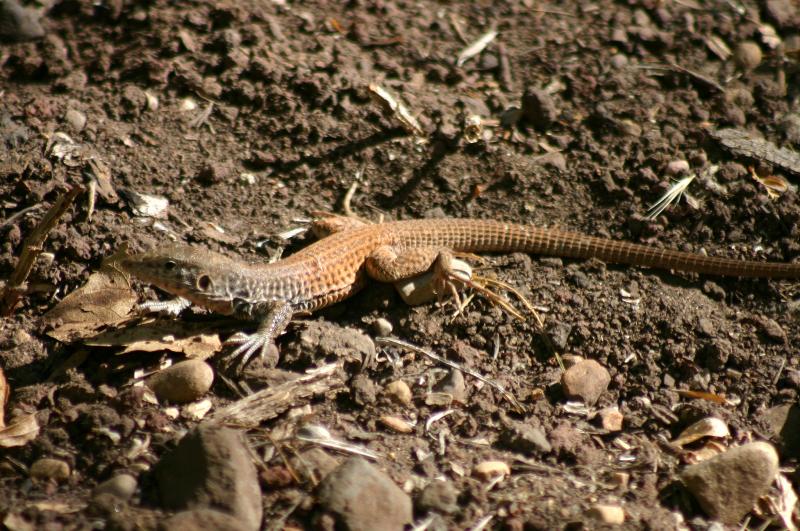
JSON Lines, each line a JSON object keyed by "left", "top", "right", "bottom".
{"left": 0, "top": 413, "right": 40, "bottom": 448}
{"left": 749, "top": 167, "right": 791, "bottom": 199}
{"left": 368, "top": 83, "right": 424, "bottom": 137}
{"left": 672, "top": 417, "right": 730, "bottom": 448}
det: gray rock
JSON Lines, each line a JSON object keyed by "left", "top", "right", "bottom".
{"left": 153, "top": 425, "right": 262, "bottom": 531}
{"left": 521, "top": 88, "right": 558, "bottom": 130}
{"left": 64, "top": 109, "right": 86, "bottom": 132}
{"left": 561, "top": 359, "right": 610, "bottom": 405}
{"left": 0, "top": 0, "right": 44, "bottom": 41}
{"left": 287, "top": 320, "right": 375, "bottom": 366}
{"left": 500, "top": 422, "right": 552, "bottom": 455}
{"left": 93, "top": 473, "right": 137, "bottom": 501}
{"left": 416, "top": 480, "right": 458, "bottom": 515}
{"left": 681, "top": 441, "right": 779, "bottom": 524}
{"left": 316, "top": 457, "right": 412, "bottom": 531}
{"left": 433, "top": 369, "right": 466, "bottom": 403}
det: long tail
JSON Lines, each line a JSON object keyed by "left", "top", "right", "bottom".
{"left": 415, "top": 219, "right": 800, "bottom": 279}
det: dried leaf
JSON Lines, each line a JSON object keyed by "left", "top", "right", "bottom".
{"left": 750, "top": 167, "right": 790, "bottom": 199}
{"left": 672, "top": 417, "right": 730, "bottom": 447}
{"left": 86, "top": 320, "right": 222, "bottom": 359}
{"left": 771, "top": 473, "right": 799, "bottom": 531}
{"left": 0, "top": 413, "right": 40, "bottom": 447}
{"left": 44, "top": 266, "right": 137, "bottom": 343}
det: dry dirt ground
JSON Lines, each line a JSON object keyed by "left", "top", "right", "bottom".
{"left": 2, "top": 0, "right": 800, "bottom": 529}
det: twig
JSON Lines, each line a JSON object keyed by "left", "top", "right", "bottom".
{"left": 342, "top": 181, "right": 358, "bottom": 218}
{"left": 205, "top": 363, "right": 344, "bottom": 427}
{"left": 0, "top": 204, "right": 44, "bottom": 229}
{"left": 375, "top": 336, "right": 524, "bottom": 413}
{"left": 0, "top": 186, "right": 83, "bottom": 316}
{"left": 497, "top": 42, "right": 514, "bottom": 92}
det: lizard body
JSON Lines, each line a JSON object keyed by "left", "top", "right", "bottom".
{"left": 119, "top": 217, "right": 800, "bottom": 366}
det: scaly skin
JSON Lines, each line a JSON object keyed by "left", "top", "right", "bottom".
{"left": 119, "top": 217, "right": 800, "bottom": 367}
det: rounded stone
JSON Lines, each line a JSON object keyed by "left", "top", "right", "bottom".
{"left": 561, "top": 359, "right": 611, "bottom": 405}
{"left": 384, "top": 380, "right": 412, "bottom": 406}
{"left": 734, "top": 41, "right": 762, "bottom": 71}
{"left": 93, "top": 473, "right": 137, "bottom": 501}
{"left": 681, "top": 441, "right": 779, "bottom": 524}
{"left": 64, "top": 109, "right": 86, "bottom": 131}
{"left": 148, "top": 360, "right": 214, "bottom": 403}
{"left": 29, "top": 458, "right": 70, "bottom": 481}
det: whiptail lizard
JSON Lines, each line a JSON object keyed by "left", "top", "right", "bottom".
{"left": 119, "top": 216, "right": 800, "bottom": 368}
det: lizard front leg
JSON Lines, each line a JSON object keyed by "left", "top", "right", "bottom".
{"left": 225, "top": 299, "right": 294, "bottom": 370}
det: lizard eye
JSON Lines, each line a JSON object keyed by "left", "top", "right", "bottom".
{"left": 164, "top": 260, "right": 177, "bottom": 271}
{"left": 196, "top": 274, "right": 212, "bottom": 291}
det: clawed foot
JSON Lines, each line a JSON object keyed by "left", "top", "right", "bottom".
{"left": 222, "top": 330, "right": 275, "bottom": 372}
{"left": 137, "top": 297, "right": 191, "bottom": 317}
{"left": 220, "top": 300, "right": 294, "bottom": 373}
{"left": 432, "top": 255, "right": 543, "bottom": 327}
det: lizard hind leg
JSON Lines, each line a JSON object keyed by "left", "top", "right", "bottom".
{"left": 367, "top": 245, "right": 540, "bottom": 324}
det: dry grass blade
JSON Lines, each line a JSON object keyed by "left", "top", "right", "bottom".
{"left": 456, "top": 30, "right": 498, "bottom": 67}
{"left": 646, "top": 175, "right": 695, "bottom": 219}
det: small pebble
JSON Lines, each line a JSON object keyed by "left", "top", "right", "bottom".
{"left": 93, "top": 473, "right": 137, "bottom": 501}
{"left": 521, "top": 87, "right": 558, "bottom": 130}
{"left": 29, "top": 458, "right": 70, "bottom": 481}
{"left": 416, "top": 480, "right": 458, "bottom": 515}
{"left": 665, "top": 159, "right": 690, "bottom": 176}
{"left": 610, "top": 53, "right": 628, "bottom": 69}
{"left": 64, "top": 108, "right": 86, "bottom": 131}
{"left": 473, "top": 460, "right": 510, "bottom": 481}
{"left": 586, "top": 504, "right": 625, "bottom": 524}
{"left": 598, "top": 406, "right": 624, "bottom": 432}
{"left": 433, "top": 369, "right": 467, "bottom": 403}
{"left": 147, "top": 360, "right": 214, "bottom": 403}
{"left": 681, "top": 441, "right": 779, "bottom": 524}
{"left": 384, "top": 380, "right": 412, "bottom": 406}
{"left": 611, "top": 472, "right": 630, "bottom": 488}
{"left": 733, "top": 41, "right": 762, "bottom": 71}
{"left": 500, "top": 422, "right": 551, "bottom": 455}
{"left": 561, "top": 359, "right": 611, "bottom": 405}
{"left": 372, "top": 318, "right": 393, "bottom": 337}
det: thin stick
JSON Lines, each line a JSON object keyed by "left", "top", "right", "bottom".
{"left": 1, "top": 186, "right": 82, "bottom": 316}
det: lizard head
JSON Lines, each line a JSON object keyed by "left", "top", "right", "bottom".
{"left": 118, "top": 245, "right": 240, "bottom": 314}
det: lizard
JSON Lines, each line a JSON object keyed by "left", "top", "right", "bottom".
{"left": 118, "top": 216, "right": 800, "bottom": 368}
